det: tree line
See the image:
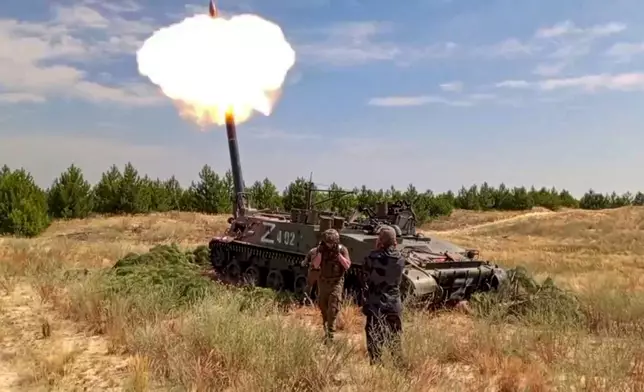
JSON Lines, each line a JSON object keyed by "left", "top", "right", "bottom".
{"left": 1, "top": 162, "right": 642, "bottom": 238}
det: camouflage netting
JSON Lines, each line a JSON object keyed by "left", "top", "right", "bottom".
{"left": 469, "top": 266, "right": 588, "bottom": 328}
{"left": 103, "top": 243, "right": 294, "bottom": 312}
{"left": 113, "top": 243, "right": 211, "bottom": 269}
{"left": 104, "top": 244, "right": 213, "bottom": 306}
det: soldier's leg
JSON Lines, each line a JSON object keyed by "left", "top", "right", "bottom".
{"left": 325, "top": 280, "right": 343, "bottom": 338}
{"left": 383, "top": 313, "right": 403, "bottom": 362}
{"left": 317, "top": 280, "right": 330, "bottom": 332}
{"left": 365, "top": 311, "right": 387, "bottom": 364}
{"left": 365, "top": 312, "right": 381, "bottom": 364}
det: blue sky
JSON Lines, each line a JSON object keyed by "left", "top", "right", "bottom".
{"left": 1, "top": 0, "right": 643, "bottom": 196}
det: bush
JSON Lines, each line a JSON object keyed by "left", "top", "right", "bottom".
{"left": 0, "top": 167, "right": 50, "bottom": 237}
{"left": 47, "top": 164, "right": 93, "bottom": 219}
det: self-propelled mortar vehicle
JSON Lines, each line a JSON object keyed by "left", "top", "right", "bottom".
{"left": 207, "top": 112, "right": 507, "bottom": 305}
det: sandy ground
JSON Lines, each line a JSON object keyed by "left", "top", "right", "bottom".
{"left": 0, "top": 283, "right": 129, "bottom": 391}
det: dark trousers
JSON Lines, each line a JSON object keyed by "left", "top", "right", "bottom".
{"left": 365, "top": 310, "right": 403, "bottom": 364}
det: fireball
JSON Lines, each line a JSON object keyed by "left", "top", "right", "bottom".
{"left": 137, "top": 13, "right": 296, "bottom": 126}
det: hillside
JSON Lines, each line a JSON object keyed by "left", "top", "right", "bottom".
{"left": 1, "top": 208, "right": 643, "bottom": 391}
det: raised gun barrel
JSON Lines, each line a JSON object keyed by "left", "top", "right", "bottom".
{"left": 208, "top": 0, "right": 218, "bottom": 17}
{"left": 225, "top": 111, "right": 247, "bottom": 217}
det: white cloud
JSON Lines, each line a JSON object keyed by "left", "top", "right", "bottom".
{"left": 534, "top": 21, "right": 575, "bottom": 39}
{"left": 532, "top": 62, "right": 566, "bottom": 76}
{"left": 477, "top": 38, "right": 537, "bottom": 58}
{"left": 534, "top": 20, "right": 626, "bottom": 39}
{"left": 53, "top": 4, "right": 110, "bottom": 28}
{"left": 295, "top": 21, "right": 457, "bottom": 67}
{"left": 534, "top": 20, "right": 626, "bottom": 68}
{"left": 549, "top": 43, "right": 591, "bottom": 60}
{"left": 367, "top": 90, "right": 502, "bottom": 108}
{"left": 479, "top": 20, "right": 632, "bottom": 100}
{"left": 294, "top": 22, "right": 400, "bottom": 66}
{"left": 367, "top": 95, "right": 473, "bottom": 107}
{"left": 476, "top": 20, "right": 626, "bottom": 69}
{"left": 0, "top": 92, "right": 46, "bottom": 103}
{"left": 440, "top": 81, "right": 463, "bottom": 92}
{"left": 540, "top": 73, "right": 644, "bottom": 92}
{"left": 495, "top": 80, "right": 531, "bottom": 89}
{"left": 605, "top": 42, "right": 644, "bottom": 63}
{"left": 495, "top": 72, "right": 644, "bottom": 92}
{"left": 88, "top": 0, "right": 142, "bottom": 14}
{"left": 0, "top": 3, "right": 163, "bottom": 105}
{"left": 467, "top": 93, "right": 496, "bottom": 100}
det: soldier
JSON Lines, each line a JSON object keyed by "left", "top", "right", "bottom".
{"left": 309, "top": 228, "right": 351, "bottom": 343}
{"left": 361, "top": 225, "right": 405, "bottom": 364}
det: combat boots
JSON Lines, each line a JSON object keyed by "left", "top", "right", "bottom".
{"left": 323, "top": 324, "right": 334, "bottom": 345}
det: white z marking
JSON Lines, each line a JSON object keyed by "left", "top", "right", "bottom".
{"left": 260, "top": 222, "right": 276, "bottom": 244}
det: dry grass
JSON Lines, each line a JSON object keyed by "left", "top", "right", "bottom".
{"left": 1, "top": 208, "right": 644, "bottom": 391}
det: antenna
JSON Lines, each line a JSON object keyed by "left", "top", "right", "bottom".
{"left": 305, "top": 172, "right": 313, "bottom": 211}
{"left": 303, "top": 174, "right": 357, "bottom": 211}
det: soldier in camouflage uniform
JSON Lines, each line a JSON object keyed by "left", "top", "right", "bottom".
{"left": 360, "top": 225, "right": 405, "bottom": 364}
{"left": 307, "top": 228, "right": 351, "bottom": 343}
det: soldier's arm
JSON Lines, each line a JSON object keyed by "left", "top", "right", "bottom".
{"left": 311, "top": 250, "right": 322, "bottom": 269}
{"left": 337, "top": 246, "right": 351, "bottom": 270}
{"left": 304, "top": 249, "right": 320, "bottom": 298}
{"left": 301, "top": 250, "right": 312, "bottom": 267}
{"left": 359, "top": 253, "right": 372, "bottom": 290}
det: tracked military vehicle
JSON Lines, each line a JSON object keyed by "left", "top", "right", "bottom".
{"left": 208, "top": 113, "right": 507, "bottom": 304}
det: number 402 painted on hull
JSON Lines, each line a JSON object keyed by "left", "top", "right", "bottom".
{"left": 260, "top": 222, "right": 297, "bottom": 246}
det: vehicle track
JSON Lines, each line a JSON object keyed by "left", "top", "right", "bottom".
{"left": 428, "top": 210, "right": 557, "bottom": 235}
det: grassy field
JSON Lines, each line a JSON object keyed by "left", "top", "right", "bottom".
{"left": 1, "top": 208, "right": 644, "bottom": 391}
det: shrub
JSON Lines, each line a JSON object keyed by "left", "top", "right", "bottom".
{"left": 0, "top": 167, "right": 50, "bottom": 237}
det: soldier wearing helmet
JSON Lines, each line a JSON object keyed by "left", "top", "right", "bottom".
{"left": 304, "top": 228, "right": 351, "bottom": 343}
{"left": 360, "top": 225, "right": 405, "bottom": 364}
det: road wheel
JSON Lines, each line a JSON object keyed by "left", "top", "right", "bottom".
{"left": 266, "top": 269, "right": 285, "bottom": 291}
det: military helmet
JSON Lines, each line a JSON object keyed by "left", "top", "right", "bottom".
{"left": 322, "top": 228, "right": 340, "bottom": 244}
